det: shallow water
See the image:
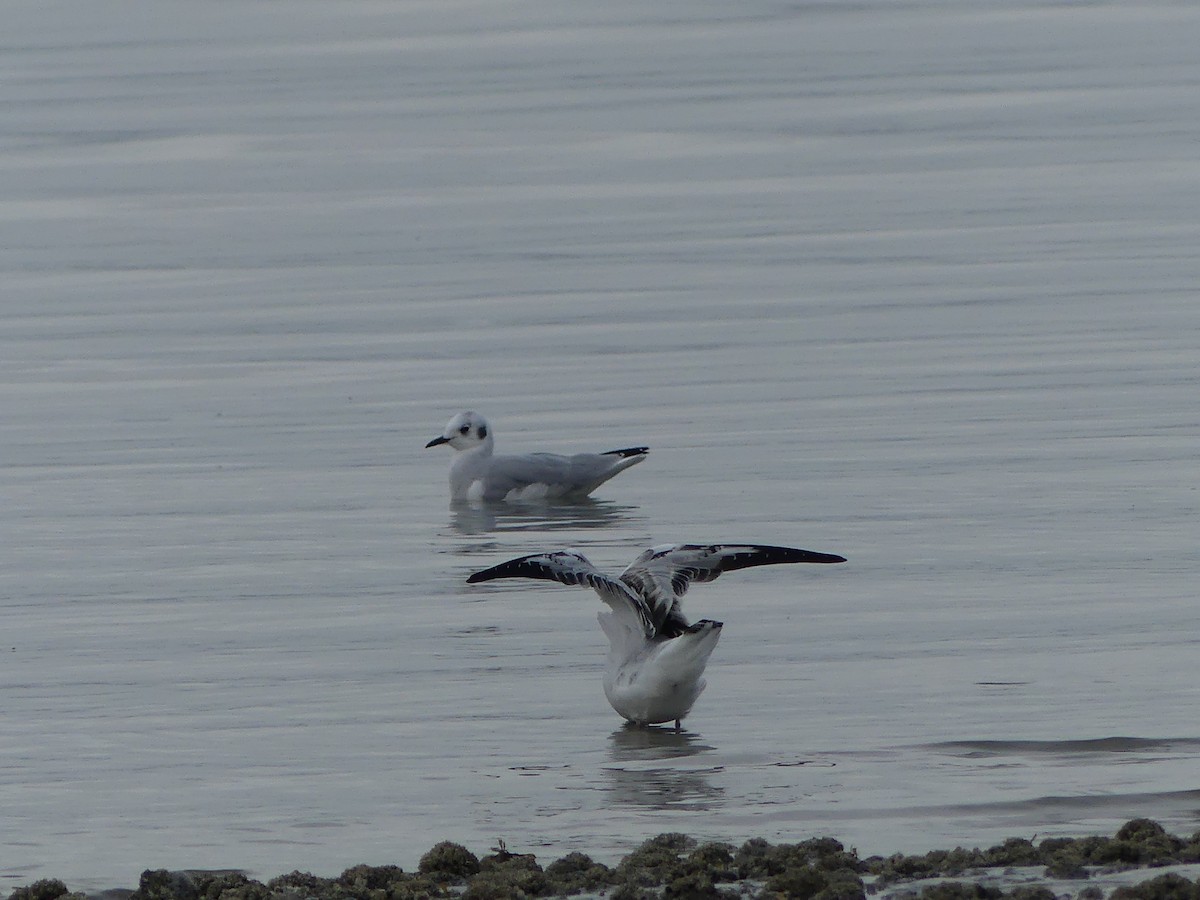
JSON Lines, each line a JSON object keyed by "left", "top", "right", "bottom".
{"left": 3, "top": 0, "right": 1199, "bottom": 892}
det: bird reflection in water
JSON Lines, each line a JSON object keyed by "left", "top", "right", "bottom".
{"left": 603, "top": 723, "right": 724, "bottom": 810}
{"left": 448, "top": 498, "right": 642, "bottom": 537}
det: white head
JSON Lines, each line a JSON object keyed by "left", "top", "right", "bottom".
{"left": 425, "top": 410, "right": 493, "bottom": 452}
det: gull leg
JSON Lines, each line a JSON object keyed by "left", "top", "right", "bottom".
{"left": 674, "top": 718, "right": 681, "bottom": 732}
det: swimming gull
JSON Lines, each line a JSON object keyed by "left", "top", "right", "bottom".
{"left": 425, "top": 411, "right": 648, "bottom": 502}
{"left": 467, "top": 542, "right": 847, "bottom": 729}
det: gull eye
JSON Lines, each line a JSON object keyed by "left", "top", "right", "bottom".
{"left": 459, "top": 424, "right": 470, "bottom": 435}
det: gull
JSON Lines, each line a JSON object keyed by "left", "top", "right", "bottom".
{"left": 425, "top": 411, "right": 648, "bottom": 503}
{"left": 467, "top": 542, "right": 847, "bottom": 729}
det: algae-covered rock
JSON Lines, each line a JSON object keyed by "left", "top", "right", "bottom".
{"left": 14, "top": 817, "right": 1200, "bottom": 900}
{"left": 132, "top": 870, "right": 200, "bottom": 900}
{"left": 267, "top": 867, "right": 445, "bottom": 900}
{"left": 459, "top": 874, "right": 542, "bottom": 900}
{"left": 736, "top": 837, "right": 863, "bottom": 900}
{"left": 982, "top": 838, "right": 1041, "bottom": 867}
{"left": 1111, "top": 820, "right": 1188, "bottom": 865}
{"left": 1186, "top": 832, "right": 1200, "bottom": 864}
{"left": 126, "top": 870, "right": 269, "bottom": 900}
{"left": 1052, "top": 819, "right": 1193, "bottom": 869}
{"left": 1038, "top": 836, "right": 1091, "bottom": 880}
{"left": 608, "top": 884, "right": 657, "bottom": 900}
{"left": 1109, "top": 872, "right": 1199, "bottom": 900}
{"left": 758, "top": 865, "right": 865, "bottom": 900}
{"left": 917, "top": 881, "right": 1002, "bottom": 900}
{"left": 1118, "top": 820, "right": 1177, "bottom": 845}
{"left": 814, "top": 868, "right": 868, "bottom": 900}
{"left": 803, "top": 837, "right": 861, "bottom": 870}
{"left": 734, "top": 837, "right": 774, "bottom": 876}
{"left": 337, "top": 863, "right": 406, "bottom": 896}
{"left": 193, "top": 871, "right": 269, "bottom": 900}
{"left": 478, "top": 851, "right": 539, "bottom": 875}
{"left": 265, "top": 870, "right": 334, "bottom": 897}
{"left": 613, "top": 833, "right": 697, "bottom": 888}
{"left": 1042, "top": 854, "right": 1090, "bottom": 880}
{"left": 417, "top": 843, "right": 481, "bottom": 882}
{"left": 762, "top": 866, "right": 827, "bottom": 899}
{"left": 8, "top": 880, "right": 85, "bottom": 900}
{"left": 738, "top": 837, "right": 861, "bottom": 881}
{"left": 608, "top": 833, "right": 748, "bottom": 896}
{"left": 543, "top": 852, "right": 614, "bottom": 895}
{"left": 1007, "top": 886, "right": 1058, "bottom": 900}
{"left": 1068, "top": 835, "right": 1115, "bottom": 865}
{"left": 662, "top": 869, "right": 722, "bottom": 899}
{"left": 388, "top": 880, "right": 450, "bottom": 900}
{"left": 721, "top": 836, "right": 860, "bottom": 899}
{"left": 464, "top": 849, "right": 547, "bottom": 899}
{"left": 866, "top": 851, "right": 954, "bottom": 884}
{"left": 684, "top": 842, "right": 737, "bottom": 884}
{"left": 935, "top": 849, "right": 990, "bottom": 878}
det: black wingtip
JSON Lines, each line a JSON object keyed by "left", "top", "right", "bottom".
{"left": 602, "top": 446, "right": 649, "bottom": 458}
{"left": 807, "top": 551, "right": 847, "bottom": 564}
{"left": 466, "top": 561, "right": 516, "bottom": 583}
{"left": 465, "top": 554, "right": 550, "bottom": 585}
{"left": 718, "top": 544, "right": 847, "bottom": 570}
{"left": 764, "top": 545, "right": 846, "bottom": 565}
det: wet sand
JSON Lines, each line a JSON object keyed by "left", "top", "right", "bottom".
{"left": 13, "top": 819, "right": 1200, "bottom": 900}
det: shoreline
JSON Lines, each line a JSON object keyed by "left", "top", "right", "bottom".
{"left": 10, "top": 819, "right": 1199, "bottom": 900}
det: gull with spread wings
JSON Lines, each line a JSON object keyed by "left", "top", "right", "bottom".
{"left": 467, "top": 542, "right": 846, "bottom": 729}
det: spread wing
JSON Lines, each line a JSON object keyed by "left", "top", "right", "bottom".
{"left": 467, "top": 549, "right": 655, "bottom": 637}
{"left": 619, "top": 543, "right": 847, "bottom": 638}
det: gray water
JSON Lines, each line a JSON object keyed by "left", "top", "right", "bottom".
{"left": 3, "top": 0, "right": 1199, "bottom": 892}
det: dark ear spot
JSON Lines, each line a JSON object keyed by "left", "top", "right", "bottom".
{"left": 478, "top": 425, "right": 488, "bottom": 439}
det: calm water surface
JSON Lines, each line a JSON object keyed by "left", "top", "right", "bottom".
{"left": 3, "top": 0, "right": 1198, "bottom": 891}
